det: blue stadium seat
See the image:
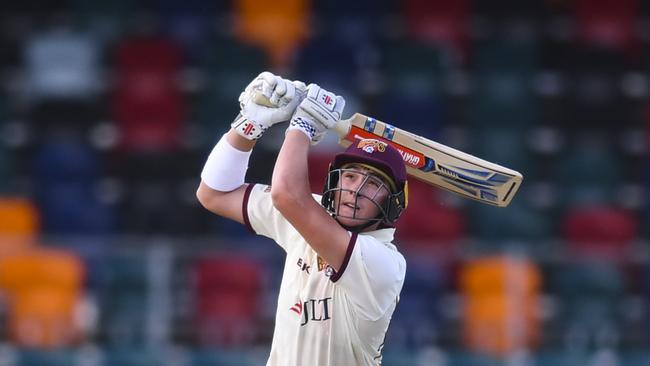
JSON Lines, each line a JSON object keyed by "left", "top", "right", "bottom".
{"left": 191, "top": 348, "right": 262, "bottom": 366}
{"left": 468, "top": 40, "right": 539, "bottom": 131}
{"left": 534, "top": 350, "right": 590, "bottom": 366}
{"left": 620, "top": 350, "right": 650, "bottom": 366}
{"left": 17, "top": 349, "right": 75, "bottom": 366}
{"left": 466, "top": 192, "right": 551, "bottom": 244}
{"left": 388, "top": 257, "right": 447, "bottom": 349}
{"left": 99, "top": 253, "right": 149, "bottom": 346}
{"left": 195, "top": 38, "right": 267, "bottom": 147}
{"left": 105, "top": 346, "right": 174, "bottom": 366}
{"left": 445, "top": 350, "right": 502, "bottom": 366}
{"left": 294, "top": 35, "right": 360, "bottom": 92}
{"left": 31, "top": 140, "right": 116, "bottom": 234}
{"left": 0, "top": 145, "right": 14, "bottom": 193}
{"left": 554, "top": 138, "right": 623, "bottom": 207}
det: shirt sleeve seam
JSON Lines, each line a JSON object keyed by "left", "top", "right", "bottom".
{"left": 242, "top": 183, "right": 256, "bottom": 234}
{"left": 330, "top": 232, "right": 358, "bottom": 283}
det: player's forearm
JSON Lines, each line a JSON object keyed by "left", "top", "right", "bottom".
{"left": 226, "top": 128, "right": 256, "bottom": 152}
{"left": 271, "top": 130, "right": 312, "bottom": 207}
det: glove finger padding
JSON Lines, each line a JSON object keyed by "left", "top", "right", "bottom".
{"left": 287, "top": 84, "right": 346, "bottom": 145}
{"left": 234, "top": 72, "right": 308, "bottom": 140}
{"left": 303, "top": 84, "right": 345, "bottom": 129}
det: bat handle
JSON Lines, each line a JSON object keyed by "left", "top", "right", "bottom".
{"left": 252, "top": 90, "right": 275, "bottom": 107}
{"left": 252, "top": 90, "right": 352, "bottom": 139}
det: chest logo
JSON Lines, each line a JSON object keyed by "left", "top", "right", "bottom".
{"left": 318, "top": 256, "right": 335, "bottom": 277}
{"left": 297, "top": 258, "right": 311, "bottom": 274}
{"left": 289, "top": 297, "right": 333, "bottom": 326}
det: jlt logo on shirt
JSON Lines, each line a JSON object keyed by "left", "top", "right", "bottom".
{"left": 290, "top": 297, "right": 333, "bottom": 326}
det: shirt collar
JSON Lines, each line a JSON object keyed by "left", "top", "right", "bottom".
{"left": 360, "top": 227, "right": 395, "bottom": 243}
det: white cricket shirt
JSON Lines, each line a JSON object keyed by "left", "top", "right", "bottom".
{"left": 242, "top": 184, "right": 406, "bottom": 366}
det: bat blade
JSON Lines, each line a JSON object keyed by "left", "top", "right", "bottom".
{"left": 336, "top": 114, "right": 523, "bottom": 207}
{"left": 251, "top": 91, "right": 523, "bottom": 206}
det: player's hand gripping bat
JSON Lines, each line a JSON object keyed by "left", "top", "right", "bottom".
{"left": 254, "top": 93, "right": 523, "bottom": 207}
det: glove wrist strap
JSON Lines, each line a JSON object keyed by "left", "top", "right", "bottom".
{"left": 287, "top": 116, "right": 316, "bottom": 141}
{"left": 231, "top": 113, "right": 266, "bottom": 140}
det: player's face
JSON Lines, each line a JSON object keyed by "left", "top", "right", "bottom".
{"left": 333, "top": 167, "right": 391, "bottom": 228}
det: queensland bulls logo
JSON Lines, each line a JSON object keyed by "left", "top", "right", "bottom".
{"left": 357, "top": 139, "right": 387, "bottom": 154}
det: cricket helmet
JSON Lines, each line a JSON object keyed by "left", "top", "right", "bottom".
{"left": 322, "top": 138, "right": 408, "bottom": 229}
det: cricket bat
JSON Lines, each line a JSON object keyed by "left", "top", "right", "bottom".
{"left": 255, "top": 95, "right": 523, "bottom": 207}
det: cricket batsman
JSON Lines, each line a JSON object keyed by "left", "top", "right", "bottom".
{"left": 196, "top": 71, "right": 408, "bottom": 365}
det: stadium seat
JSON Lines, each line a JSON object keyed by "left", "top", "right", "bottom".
{"left": 465, "top": 128, "right": 532, "bottom": 176}
{"left": 98, "top": 252, "right": 150, "bottom": 346}
{"left": 191, "top": 347, "right": 261, "bottom": 366}
{"left": 71, "top": 0, "right": 135, "bottom": 44}
{"left": 192, "top": 255, "right": 264, "bottom": 347}
{"left": 395, "top": 180, "right": 465, "bottom": 248}
{"left": 402, "top": 0, "right": 470, "bottom": 64}
{"left": 546, "top": 261, "right": 625, "bottom": 346}
{"left": 31, "top": 140, "right": 116, "bottom": 235}
{"left": 377, "top": 40, "right": 451, "bottom": 138}
{"left": 620, "top": 350, "right": 650, "bottom": 366}
{"left": 23, "top": 21, "right": 101, "bottom": 102}
{"left": 445, "top": 350, "right": 503, "bottom": 366}
{"left": 574, "top": 0, "right": 639, "bottom": 52}
{"left": 194, "top": 37, "right": 267, "bottom": 148}
{"left": 105, "top": 346, "right": 178, "bottom": 366}
{"left": 293, "top": 34, "right": 360, "bottom": 93}
{"left": 0, "top": 146, "right": 13, "bottom": 193}
{"left": 554, "top": 137, "right": 624, "bottom": 207}
{"left": 154, "top": 0, "right": 229, "bottom": 62}
{"left": 17, "top": 349, "right": 76, "bottom": 366}
{"left": 0, "top": 248, "right": 85, "bottom": 348}
{"left": 468, "top": 40, "right": 539, "bottom": 131}
{"left": 233, "top": 0, "right": 309, "bottom": 68}
{"left": 381, "top": 39, "right": 450, "bottom": 98}
{"left": 0, "top": 197, "right": 39, "bottom": 249}
{"left": 460, "top": 256, "right": 542, "bottom": 357}
{"left": 534, "top": 350, "right": 591, "bottom": 366}
{"left": 389, "top": 256, "right": 449, "bottom": 349}
{"left": 562, "top": 205, "right": 638, "bottom": 258}
{"left": 112, "top": 32, "right": 186, "bottom": 152}
{"left": 466, "top": 196, "right": 551, "bottom": 244}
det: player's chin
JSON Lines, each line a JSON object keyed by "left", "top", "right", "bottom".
{"left": 335, "top": 215, "right": 373, "bottom": 228}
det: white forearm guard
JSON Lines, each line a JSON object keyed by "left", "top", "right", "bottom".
{"left": 200, "top": 134, "right": 252, "bottom": 191}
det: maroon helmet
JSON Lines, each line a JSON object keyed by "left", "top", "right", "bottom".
{"left": 322, "top": 138, "right": 408, "bottom": 229}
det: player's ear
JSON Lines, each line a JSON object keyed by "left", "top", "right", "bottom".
{"left": 403, "top": 180, "right": 409, "bottom": 209}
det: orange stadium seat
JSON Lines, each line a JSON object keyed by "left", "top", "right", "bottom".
{"left": 0, "top": 248, "right": 85, "bottom": 348}
{"left": 233, "top": 0, "right": 310, "bottom": 68}
{"left": 0, "top": 197, "right": 39, "bottom": 249}
{"left": 460, "top": 256, "right": 541, "bottom": 357}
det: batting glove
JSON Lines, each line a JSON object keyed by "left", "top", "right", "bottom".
{"left": 288, "top": 84, "right": 345, "bottom": 145}
{"left": 232, "top": 72, "right": 307, "bottom": 140}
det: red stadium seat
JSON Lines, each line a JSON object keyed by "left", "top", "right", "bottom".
{"left": 112, "top": 35, "right": 185, "bottom": 152}
{"left": 575, "top": 0, "right": 639, "bottom": 53}
{"left": 395, "top": 180, "right": 466, "bottom": 250}
{"left": 192, "top": 255, "right": 263, "bottom": 346}
{"left": 402, "top": 0, "right": 470, "bottom": 64}
{"left": 562, "top": 205, "right": 639, "bottom": 259}
{"left": 307, "top": 152, "right": 333, "bottom": 193}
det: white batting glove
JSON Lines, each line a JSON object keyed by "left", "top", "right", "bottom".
{"left": 232, "top": 71, "right": 307, "bottom": 140}
{"left": 287, "top": 84, "right": 345, "bottom": 145}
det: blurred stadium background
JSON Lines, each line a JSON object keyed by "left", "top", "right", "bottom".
{"left": 0, "top": 0, "right": 648, "bottom": 365}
